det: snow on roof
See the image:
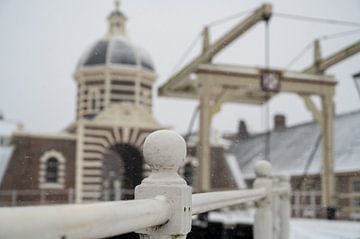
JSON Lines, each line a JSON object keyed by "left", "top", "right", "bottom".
{"left": 227, "top": 110, "right": 360, "bottom": 178}
{"left": 0, "top": 120, "right": 19, "bottom": 137}
{"left": 225, "top": 154, "right": 247, "bottom": 189}
{"left": 185, "top": 130, "right": 231, "bottom": 148}
{"left": 0, "top": 146, "right": 14, "bottom": 184}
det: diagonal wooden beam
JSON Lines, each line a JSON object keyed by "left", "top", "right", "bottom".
{"left": 159, "top": 3, "right": 272, "bottom": 94}
{"left": 304, "top": 40, "right": 360, "bottom": 74}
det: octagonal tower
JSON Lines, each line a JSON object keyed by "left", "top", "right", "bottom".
{"left": 74, "top": 1, "right": 156, "bottom": 119}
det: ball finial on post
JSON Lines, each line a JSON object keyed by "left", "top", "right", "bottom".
{"left": 254, "top": 160, "right": 272, "bottom": 177}
{"left": 143, "top": 130, "right": 186, "bottom": 172}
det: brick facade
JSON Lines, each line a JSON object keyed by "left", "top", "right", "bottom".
{"left": 0, "top": 134, "right": 76, "bottom": 205}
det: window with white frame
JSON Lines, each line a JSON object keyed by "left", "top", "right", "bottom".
{"left": 39, "top": 150, "right": 66, "bottom": 189}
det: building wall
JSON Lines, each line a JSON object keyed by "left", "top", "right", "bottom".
{"left": 242, "top": 172, "right": 360, "bottom": 220}
{"left": 187, "top": 145, "right": 237, "bottom": 191}
{"left": 245, "top": 171, "right": 360, "bottom": 220}
{"left": 289, "top": 172, "right": 360, "bottom": 220}
{"left": 0, "top": 134, "right": 76, "bottom": 205}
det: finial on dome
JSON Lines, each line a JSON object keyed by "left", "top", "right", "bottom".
{"left": 107, "top": 0, "right": 127, "bottom": 36}
{"left": 114, "top": 0, "right": 120, "bottom": 11}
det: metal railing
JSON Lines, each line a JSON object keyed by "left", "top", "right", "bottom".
{"left": 0, "top": 130, "right": 291, "bottom": 239}
{"left": 0, "top": 188, "right": 75, "bottom": 206}
{"left": 292, "top": 190, "right": 360, "bottom": 220}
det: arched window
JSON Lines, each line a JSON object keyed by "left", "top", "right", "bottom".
{"left": 39, "top": 150, "right": 66, "bottom": 189}
{"left": 45, "top": 157, "right": 59, "bottom": 183}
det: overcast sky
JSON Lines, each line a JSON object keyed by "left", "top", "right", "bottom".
{"left": 0, "top": 0, "right": 359, "bottom": 135}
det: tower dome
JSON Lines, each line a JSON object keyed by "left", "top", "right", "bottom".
{"left": 78, "top": 37, "right": 154, "bottom": 71}
{"left": 74, "top": 0, "right": 157, "bottom": 120}
{"left": 77, "top": 1, "right": 154, "bottom": 71}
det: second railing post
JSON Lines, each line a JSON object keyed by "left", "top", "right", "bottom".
{"left": 253, "top": 160, "right": 273, "bottom": 239}
{"left": 278, "top": 174, "right": 291, "bottom": 239}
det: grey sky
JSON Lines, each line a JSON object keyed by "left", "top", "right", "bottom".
{"left": 0, "top": 0, "right": 359, "bottom": 135}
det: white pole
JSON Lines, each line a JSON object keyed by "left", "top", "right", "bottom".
{"left": 278, "top": 175, "right": 291, "bottom": 239}
{"left": 294, "top": 191, "right": 300, "bottom": 217}
{"left": 68, "top": 188, "right": 74, "bottom": 204}
{"left": 114, "top": 180, "right": 121, "bottom": 200}
{"left": 311, "top": 190, "right": 316, "bottom": 218}
{"left": 253, "top": 160, "right": 273, "bottom": 239}
{"left": 11, "top": 190, "right": 17, "bottom": 206}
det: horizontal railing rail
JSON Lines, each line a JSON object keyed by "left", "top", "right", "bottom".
{"left": 192, "top": 188, "right": 266, "bottom": 215}
{"left": 0, "top": 130, "right": 291, "bottom": 239}
{"left": 0, "top": 196, "right": 171, "bottom": 239}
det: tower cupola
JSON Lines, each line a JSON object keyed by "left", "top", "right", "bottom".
{"left": 74, "top": 0, "right": 157, "bottom": 120}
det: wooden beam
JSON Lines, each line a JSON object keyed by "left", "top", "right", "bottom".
{"left": 196, "top": 64, "right": 336, "bottom": 96}
{"left": 321, "top": 94, "right": 335, "bottom": 213}
{"left": 304, "top": 40, "right": 360, "bottom": 74}
{"left": 300, "top": 94, "right": 323, "bottom": 128}
{"left": 159, "top": 3, "right": 272, "bottom": 93}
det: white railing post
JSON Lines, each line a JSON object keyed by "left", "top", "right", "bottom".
{"left": 68, "top": 188, "right": 74, "bottom": 203}
{"left": 11, "top": 190, "right": 17, "bottom": 206}
{"left": 40, "top": 190, "right": 45, "bottom": 205}
{"left": 135, "top": 130, "right": 192, "bottom": 239}
{"left": 278, "top": 174, "right": 291, "bottom": 239}
{"left": 114, "top": 180, "right": 121, "bottom": 200}
{"left": 272, "top": 177, "right": 280, "bottom": 239}
{"left": 294, "top": 191, "right": 300, "bottom": 217}
{"left": 253, "top": 160, "right": 273, "bottom": 239}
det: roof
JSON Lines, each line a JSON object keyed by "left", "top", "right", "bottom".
{"left": 227, "top": 110, "right": 360, "bottom": 178}
{"left": 77, "top": 36, "right": 154, "bottom": 71}
{"left": 108, "top": 9, "right": 126, "bottom": 19}
{"left": 353, "top": 71, "right": 360, "bottom": 78}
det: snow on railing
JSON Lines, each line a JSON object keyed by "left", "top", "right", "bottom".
{"left": 0, "top": 130, "right": 291, "bottom": 239}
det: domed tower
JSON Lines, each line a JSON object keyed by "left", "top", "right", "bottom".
{"left": 74, "top": 0, "right": 156, "bottom": 119}
{"left": 73, "top": 1, "right": 162, "bottom": 203}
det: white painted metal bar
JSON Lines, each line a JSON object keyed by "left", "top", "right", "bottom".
{"left": 192, "top": 188, "right": 266, "bottom": 215}
{"left": 0, "top": 196, "right": 171, "bottom": 239}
